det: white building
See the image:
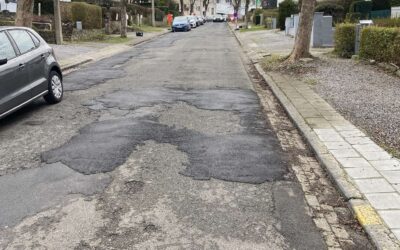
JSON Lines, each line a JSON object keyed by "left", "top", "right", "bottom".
{"left": 0, "top": 0, "right": 17, "bottom": 13}
{"left": 215, "top": 0, "right": 257, "bottom": 17}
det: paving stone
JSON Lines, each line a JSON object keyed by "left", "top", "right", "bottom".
{"left": 344, "top": 167, "right": 381, "bottom": 179}
{"left": 330, "top": 149, "right": 360, "bottom": 158}
{"left": 325, "top": 212, "right": 339, "bottom": 224}
{"left": 331, "top": 225, "right": 350, "bottom": 239}
{"left": 345, "top": 137, "right": 374, "bottom": 145}
{"left": 318, "top": 134, "right": 345, "bottom": 142}
{"left": 381, "top": 171, "right": 400, "bottom": 184}
{"left": 314, "top": 217, "right": 332, "bottom": 232}
{"left": 314, "top": 128, "right": 337, "bottom": 135}
{"left": 392, "top": 229, "right": 400, "bottom": 241}
{"left": 332, "top": 122, "right": 356, "bottom": 131}
{"left": 370, "top": 160, "right": 400, "bottom": 171}
{"left": 378, "top": 210, "right": 400, "bottom": 229}
{"left": 362, "top": 151, "right": 393, "bottom": 161}
{"left": 366, "top": 193, "right": 400, "bottom": 210}
{"left": 354, "top": 179, "right": 395, "bottom": 193}
{"left": 353, "top": 143, "right": 384, "bottom": 153}
{"left": 306, "top": 118, "right": 332, "bottom": 129}
{"left": 336, "top": 157, "right": 371, "bottom": 168}
{"left": 324, "top": 141, "right": 352, "bottom": 150}
{"left": 339, "top": 130, "right": 366, "bottom": 138}
{"left": 305, "top": 195, "right": 320, "bottom": 209}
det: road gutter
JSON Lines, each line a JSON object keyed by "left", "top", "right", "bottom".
{"left": 229, "top": 25, "right": 400, "bottom": 250}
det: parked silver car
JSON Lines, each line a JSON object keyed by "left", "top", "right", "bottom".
{"left": 0, "top": 27, "right": 63, "bottom": 119}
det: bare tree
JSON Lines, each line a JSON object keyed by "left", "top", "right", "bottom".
{"left": 180, "top": 0, "right": 184, "bottom": 15}
{"left": 203, "top": 0, "right": 210, "bottom": 16}
{"left": 244, "top": 0, "right": 250, "bottom": 28}
{"left": 287, "top": 0, "right": 316, "bottom": 62}
{"left": 189, "top": 0, "right": 196, "bottom": 14}
{"left": 232, "top": 0, "right": 241, "bottom": 18}
{"left": 120, "top": 0, "right": 127, "bottom": 38}
{"left": 15, "top": 0, "right": 34, "bottom": 27}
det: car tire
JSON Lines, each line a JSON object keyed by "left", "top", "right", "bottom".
{"left": 44, "top": 71, "right": 63, "bottom": 104}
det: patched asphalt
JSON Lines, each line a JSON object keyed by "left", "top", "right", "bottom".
{"left": 42, "top": 87, "right": 287, "bottom": 183}
{"left": 0, "top": 23, "right": 328, "bottom": 249}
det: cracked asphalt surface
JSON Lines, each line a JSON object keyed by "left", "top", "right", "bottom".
{"left": 0, "top": 24, "right": 370, "bottom": 249}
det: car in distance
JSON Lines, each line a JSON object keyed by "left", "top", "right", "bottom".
{"left": 172, "top": 16, "right": 191, "bottom": 32}
{"left": 187, "top": 16, "right": 197, "bottom": 28}
{"left": 0, "top": 27, "right": 63, "bottom": 119}
{"left": 213, "top": 14, "right": 226, "bottom": 22}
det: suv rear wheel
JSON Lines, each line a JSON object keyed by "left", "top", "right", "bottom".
{"left": 44, "top": 71, "right": 63, "bottom": 104}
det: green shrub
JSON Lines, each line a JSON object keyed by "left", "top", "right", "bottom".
{"left": 334, "top": 23, "right": 356, "bottom": 58}
{"left": 315, "top": 2, "right": 345, "bottom": 23}
{"left": 278, "top": 0, "right": 298, "bottom": 30}
{"left": 0, "top": 20, "right": 15, "bottom": 26}
{"left": 393, "top": 0, "right": 400, "bottom": 7}
{"left": 70, "top": 2, "right": 102, "bottom": 29}
{"left": 373, "top": 18, "right": 400, "bottom": 27}
{"left": 359, "top": 27, "right": 400, "bottom": 65}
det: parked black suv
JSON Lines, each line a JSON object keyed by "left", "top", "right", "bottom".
{"left": 0, "top": 27, "right": 63, "bottom": 119}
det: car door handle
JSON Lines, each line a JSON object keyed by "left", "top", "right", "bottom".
{"left": 18, "top": 63, "right": 25, "bottom": 70}
{"left": 41, "top": 54, "right": 46, "bottom": 59}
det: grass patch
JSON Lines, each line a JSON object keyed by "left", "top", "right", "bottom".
{"left": 130, "top": 24, "right": 165, "bottom": 32}
{"left": 100, "top": 36, "right": 132, "bottom": 44}
{"left": 240, "top": 25, "right": 267, "bottom": 32}
{"left": 261, "top": 54, "right": 287, "bottom": 71}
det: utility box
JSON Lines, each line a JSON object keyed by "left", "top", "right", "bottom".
{"left": 76, "top": 21, "right": 82, "bottom": 31}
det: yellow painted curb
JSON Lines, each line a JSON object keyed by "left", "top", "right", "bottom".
{"left": 354, "top": 205, "right": 382, "bottom": 226}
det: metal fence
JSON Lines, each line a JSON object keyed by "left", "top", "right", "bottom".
{"left": 370, "top": 10, "right": 391, "bottom": 19}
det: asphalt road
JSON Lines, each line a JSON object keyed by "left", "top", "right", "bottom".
{"left": 0, "top": 24, "right": 370, "bottom": 249}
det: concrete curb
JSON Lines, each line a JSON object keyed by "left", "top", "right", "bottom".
{"left": 229, "top": 24, "right": 400, "bottom": 250}
{"left": 256, "top": 67, "right": 399, "bottom": 250}
{"left": 60, "top": 30, "right": 170, "bottom": 72}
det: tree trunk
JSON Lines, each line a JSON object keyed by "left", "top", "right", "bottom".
{"left": 15, "top": 0, "right": 34, "bottom": 27}
{"left": 190, "top": 0, "right": 195, "bottom": 15}
{"left": 120, "top": 0, "right": 127, "bottom": 38}
{"left": 244, "top": 0, "right": 249, "bottom": 28}
{"left": 287, "top": 0, "right": 316, "bottom": 62}
{"left": 180, "top": 0, "right": 184, "bottom": 15}
{"left": 105, "top": 9, "right": 111, "bottom": 35}
{"left": 53, "top": 0, "right": 63, "bottom": 44}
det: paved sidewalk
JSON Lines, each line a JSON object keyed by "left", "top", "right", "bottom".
{"left": 52, "top": 30, "right": 169, "bottom": 71}
{"left": 232, "top": 26, "right": 400, "bottom": 249}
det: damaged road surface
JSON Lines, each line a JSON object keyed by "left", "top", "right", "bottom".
{"left": 0, "top": 24, "right": 371, "bottom": 249}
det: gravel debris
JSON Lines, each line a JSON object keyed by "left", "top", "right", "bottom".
{"left": 303, "top": 57, "right": 400, "bottom": 156}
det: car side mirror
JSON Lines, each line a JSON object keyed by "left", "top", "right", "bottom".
{"left": 0, "top": 58, "right": 7, "bottom": 66}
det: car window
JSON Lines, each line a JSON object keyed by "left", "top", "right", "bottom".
{"left": 28, "top": 32, "right": 40, "bottom": 47}
{"left": 8, "top": 29, "right": 36, "bottom": 54}
{"left": 0, "top": 31, "right": 16, "bottom": 60}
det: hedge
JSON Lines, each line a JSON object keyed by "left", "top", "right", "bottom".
{"left": 334, "top": 23, "right": 356, "bottom": 58}
{"left": 359, "top": 27, "right": 400, "bottom": 65}
{"left": 373, "top": 18, "right": 400, "bottom": 27}
{"left": 315, "top": 2, "right": 345, "bottom": 23}
{"left": 70, "top": 2, "right": 102, "bottom": 29}
{"left": 278, "top": 0, "right": 298, "bottom": 30}
{"left": 372, "top": 0, "right": 391, "bottom": 10}
{"left": 393, "top": 0, "right": 400, "bottom": 7}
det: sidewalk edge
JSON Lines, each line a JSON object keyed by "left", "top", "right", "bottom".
{"left": 254, "top": 62, "right": 400, "bottom": 250}
{"left": 228, "top": 23, "right": 400, "bottom": 250}
{"left": 60, "top": 30, "right": 170, "bottom": 72}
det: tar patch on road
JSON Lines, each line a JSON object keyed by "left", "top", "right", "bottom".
{"left": 42, "top": 87, "right": 288, "bottom": 184}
